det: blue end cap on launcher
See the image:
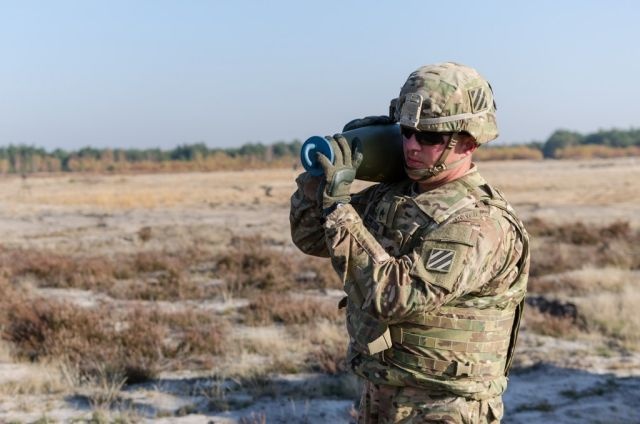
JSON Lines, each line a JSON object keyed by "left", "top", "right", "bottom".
{"left": 300, "top": 136, "right": 335, "bottom": 176}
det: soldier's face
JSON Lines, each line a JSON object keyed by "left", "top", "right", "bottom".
{"left": 402, "top": 130, "right": 478, "bottom": 183}
{"left": 402, "top": 130, "right": 451, "bottom": 169}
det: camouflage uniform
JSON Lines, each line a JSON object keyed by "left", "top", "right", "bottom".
{"left": 290, "top": 63, "right": 529, "bottom": 423}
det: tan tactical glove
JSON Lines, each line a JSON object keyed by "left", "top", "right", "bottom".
{"left": 316, "top": 134, "right": 363, "bottom": 213}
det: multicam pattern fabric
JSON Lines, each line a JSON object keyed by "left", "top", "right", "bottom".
{"left": 289, "top": 167, "right": 529, "bottom": 422}
{"left": 391, "top": 62, "right": 499, "bottom": 145}
{"left": 358, "top": 381, "right": 503, "bottom": 424}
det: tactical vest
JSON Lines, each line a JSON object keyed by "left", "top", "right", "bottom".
{"left": 348, "top": 172, "right": 529, "bottom": 396}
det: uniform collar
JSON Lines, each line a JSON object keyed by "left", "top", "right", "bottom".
{"left": 409, "top": 165, "right": 486, "bottom": 224}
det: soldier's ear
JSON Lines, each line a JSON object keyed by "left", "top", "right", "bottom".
{"left": 456, "top": 134, "right": 478, "bottom": 156}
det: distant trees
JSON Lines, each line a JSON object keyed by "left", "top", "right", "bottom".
{"left": 1, "top": 127, "right": 639, "bottom": 175}
{"left": 542, "top": 130, "right": 584, "bottom": 158}
{"left": 0, "top": 140, "right": 303, "bottom": 174}
{"left": 541, "top": 128, "right": 640, "bottom": 158}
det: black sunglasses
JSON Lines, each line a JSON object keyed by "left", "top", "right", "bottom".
{"left": 400, "top": 127, "right": 453, "bottom": 146}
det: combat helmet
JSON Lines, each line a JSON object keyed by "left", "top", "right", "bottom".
{"left": 391, "top": 62, "right": 498, "bottom": 180}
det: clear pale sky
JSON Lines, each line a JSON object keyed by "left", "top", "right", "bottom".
{"left": 1, "top": 0, "right": 639, "bottom": 150}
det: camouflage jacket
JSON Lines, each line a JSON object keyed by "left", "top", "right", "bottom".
{"left": 289, "top": 167, "right": 529, "bottom": 400}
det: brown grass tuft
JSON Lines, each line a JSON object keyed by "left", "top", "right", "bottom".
{"left": 2, "top": 299, "right": 166, "bottom": 383}
{"left": 0, "top": 245, "right": 221, "bottom": 301}
{"left": 215, "top": 236, "right": 296, "bottom": 295}
{"left": 474, "top": 146, "right": 544, "bottom": 161}
{"left": 215, "top": 236, "right": 340, "bottom": 295}
{"left": 529, "top": 267, "right": 633, "bottom": 297}
{"left": 299, "top": 322, "right": 349, "bottom": 375}
{"left": 575, "top": 287, "right": 640, "bottom": 350}
{"left": 522, "top": 306, "right": 582, "bottom": 338}
{"left": 241, "top": 293, "right": 343, "bottom": 326}
{"left": 1, "top": 287, "right": 229, "bottom": 384}
{"left": 0, "top": 247, "right": 119, "bottom": 290}
{"left": 526, "top": 219, "right": 640, "bottom": 277}
{"left": 526, "top": 218, "right": 635, "bottom": 245}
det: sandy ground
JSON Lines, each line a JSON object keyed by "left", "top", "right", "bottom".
{"left": 1, "top": 158, "right": 639, "bottom": 422}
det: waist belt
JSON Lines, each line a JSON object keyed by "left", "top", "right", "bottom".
{"left": 389, "top": 327, "right": 510, "bottom": 353}
{"left": 404, "top": 307, "right": 515, "bottom": 332}
{"left": 387, "top": 348, "right": 506, "bottom": 379}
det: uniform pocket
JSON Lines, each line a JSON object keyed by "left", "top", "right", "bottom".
{"left": 486, "top": 396, "right": 504, "bottom": 423}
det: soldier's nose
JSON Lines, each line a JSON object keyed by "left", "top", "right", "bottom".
{"left": 403, "top": 133, "right": 422, "bottom": 151}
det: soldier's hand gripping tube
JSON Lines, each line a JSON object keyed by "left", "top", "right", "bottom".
{"left": 316, "top": 135, "right": 362, "bottom": 211}
{"left": 300, "top": 124, "right": 406, "bottom": 183}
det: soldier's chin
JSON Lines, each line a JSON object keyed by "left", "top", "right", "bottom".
{"left": 404, "top": 166, "right": 426, "bottom": 181}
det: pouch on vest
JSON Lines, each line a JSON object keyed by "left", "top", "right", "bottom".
{"left": 347, "top": 305, "right": 392, "bottom": 355}
{"left": 410, "top": 224, "right": 479, "bottom": 292}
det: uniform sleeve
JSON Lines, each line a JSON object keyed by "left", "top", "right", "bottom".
{"left": 323, "top": 204, "right": 519, "bottom": 323}
{"left": 289, "top": 172, "right": 330, "bottom": 257}
{"left": 289, "top": 173, "right": 380, "bottom": 258}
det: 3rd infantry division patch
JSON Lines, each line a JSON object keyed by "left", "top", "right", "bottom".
{"left": 426, "top": 248, "right": 456, "bottom": 273}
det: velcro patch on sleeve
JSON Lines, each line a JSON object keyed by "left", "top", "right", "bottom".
{"left": 410, "top": 223, "right": 480, "bottom": 292}
{"left": 426, "top": 248, "right": 456, "bottom": 273}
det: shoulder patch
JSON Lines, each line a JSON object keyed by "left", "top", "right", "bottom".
{"left": 426, "top": 248, "right": 456, "bottom": 273}
{"left": 410, "top": 223, "right": 480, "bottom": 292}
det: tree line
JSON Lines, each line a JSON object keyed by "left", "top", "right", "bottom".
{"left": 476, "top": 127, "right": 640, "bottom": 161}
{"left": 1, "top": 127, "right": 639, "bottom": 174}
{"left": 0, "top": 140, "right": 302, "bottom": 174}
{"left": 540, "top": 128, "right": 640, "bottom": 158}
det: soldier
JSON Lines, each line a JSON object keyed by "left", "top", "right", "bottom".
{"left": 290, "top": 62, "right": 529, "bottom": 423}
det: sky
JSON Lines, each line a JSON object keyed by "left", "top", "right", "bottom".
{"left": 1, "top": 0, "right": 639, "bottom": 151}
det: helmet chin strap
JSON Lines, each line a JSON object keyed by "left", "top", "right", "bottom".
{"left": 404, "top": 133, "right": 467, "bottom": 182}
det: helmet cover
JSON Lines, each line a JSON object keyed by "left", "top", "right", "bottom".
{"left": 392, "top": 62, "right": 498, "bottom": 144}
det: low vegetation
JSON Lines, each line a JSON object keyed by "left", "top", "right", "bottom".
{"left": 526, "top": 219, "right": 640, "bottom": 277}
{"left": 241, "top": 293, "right": 343, "bottom": 326}
{"left": 2, "top": 127, "right": 640, "bottom": 175}
{"left": 0, "top": 234, "right": 343, "bottom": 386}
{"left": 0, "top": 276, "right": 228, "bottom": 383}
{"left": 525, "top": 218, "right": 640, "bottom": 350}
{"left": 0, "top": 212, "right": 637, "bottom": 421}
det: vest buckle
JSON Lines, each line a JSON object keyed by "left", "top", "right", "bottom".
{"left": 455, "top": 361, "right": 473, "bottom": 377}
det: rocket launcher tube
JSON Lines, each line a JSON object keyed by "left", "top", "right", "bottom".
{"left": 300, "top": 124, "right": 406, "bottom": 183}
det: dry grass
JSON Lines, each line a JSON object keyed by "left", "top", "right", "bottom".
{"left": 0, "top": 234, "right": 339, "bottom": 302}
{"left": 216, "top": 235, "right": 341, "bottom": 296}
{"left": 478, "top": 158, "right": 640, "bottom": 219}
{"left": 526, "top": 218, "right": 635, "bottom": 245}
{"left": 0, "top": 245, "right": 222, "bottom": 301}
{"left": 241, "top": 293, "right": 343, "bottom": 326}
{"left": 0, "top": 169, "right": 300, "bottom": 209}
{"left": 529, "top": 267, "right": 635, "bottom": 296}
{"left": 575, "top": 286, "right": 640, "bottom": 350}
{"left": 0, "top": 231, "right": 348, "bottom": 387}
{"left": 474, "top": 146, "right": 543, "bottom": 161}
{"left": 223, "top": 319, "right": 350, "bottom": 380}
{"left": 0, "top": 283, "right": 229, "bottom": 383}
{"left": 522, "top": 307, "right": 582, "bottom": 338}
{"left": 526, "top": 219, "right": 640, "bottom": 277}
{"left": 0, "top": 360, "right": 72, "bottom": 396}
{"left": 1, "top": 160, "right": 639, "bottom": 418}
{"left": 2, "top": 299, "right": 167, "bottom": 383}
{"left": 303, "top": 321, "right": 350, "bottom": 375}
{"left": 227, "top": 326, "right": 308, "bottom": 378}
{"left": 523, "top": 218, "right": 640, "bottom": 350}
{"left": 556, "top": 144, "right": 640, "bottom": 159}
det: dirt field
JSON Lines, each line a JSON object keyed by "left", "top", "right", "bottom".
{"left": 1, "top": 158, "right": 639, "bottom": 423}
